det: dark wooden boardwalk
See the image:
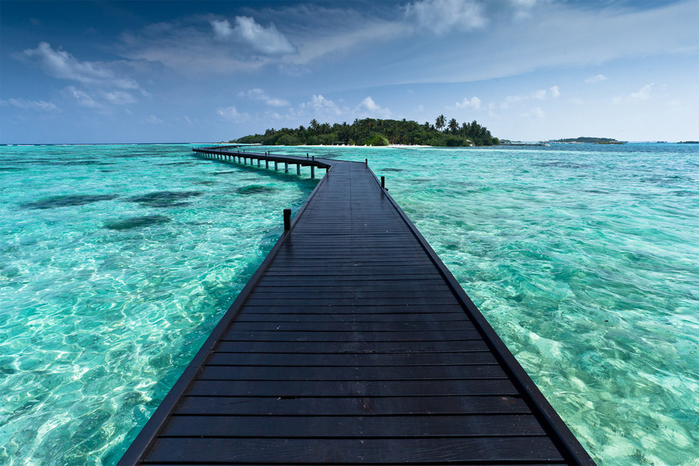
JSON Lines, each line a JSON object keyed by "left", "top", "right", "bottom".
{"left": 119, "top": 147, "right": 594, "bottom": 465}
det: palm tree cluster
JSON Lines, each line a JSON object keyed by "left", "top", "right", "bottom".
{"left": 234, "top": 117, "right": 499, "bottom": 147}
{"left": 435, "top": 114, "right": 498, "bottom": 145}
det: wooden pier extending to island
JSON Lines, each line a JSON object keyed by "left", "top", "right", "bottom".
{"left": 119, "top": 146, "right": 594, "bottom": 465}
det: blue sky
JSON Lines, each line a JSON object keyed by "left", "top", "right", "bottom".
{"left": 1, "top": 0, "right": 697, "bottom": 143}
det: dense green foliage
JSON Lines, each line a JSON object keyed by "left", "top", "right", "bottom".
{"left": 234, "top": 116, "right": 500, "bottom": 147}
{"left": 553, "top": 137, "right": 624, "bottom": 144}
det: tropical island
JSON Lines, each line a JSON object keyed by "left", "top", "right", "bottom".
{"left": 552, "top": 137, "right": 625, "bottom": 144}
{"left": 233, "top": 116, "right": 500, "bottom": 147}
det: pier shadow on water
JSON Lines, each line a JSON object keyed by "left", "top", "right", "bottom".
{"left": 104, "top": 215, "right": 172, "bottom": 230}
{"left": 20, "top": 194, "right": 119, "bottom": 209}
{"left": 127, "top": 191, "right": 203, "bottom": 208}
{"left": 236, "top": 185, "right": 277, "bottom": 195}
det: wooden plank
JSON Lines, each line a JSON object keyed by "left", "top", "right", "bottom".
{"left": 233, "top": 313, "right": 470, "bottom": 323}
{"left": 139, "top": 463, "right": 569, "bottom": 466}
{"left": 246, "top": 291, "right": 459, "bottom": 301}
{"left": 256, "top": 274, "right": 451, "bottom": 282}
{"left": 197, "top": 365, "right": 507, "bottom": 381}
{"left": 226, "top": 320, "right": 474, "bottom": 332}
{"left": 244, "top": 297, "right": 461, "bottom": 306}
{"left": 175, "top": 394, "right": 531, "bottom": 416}
{"left": 253, "top": 283, "right": 453, "bottom": 292}
{"left": 161, "top": 414, "right": 545, "bottom": 437}
{"left": 220, "top": 330, "right": 482, "bottom": 342}
{"left": 214, "top": 340, "right": 491, "bottom": 354}
{"left": 236, "top": 306, "right": 466, "bottom": 314}
{"left": 259, "top": 273, "right": 444, "bottom": 286}
{"left": 187, "top": 379, "right": 520, "bottom": 397}
{"left": 206, "top": 351, "right": 497, "bottom": 367}
{"left": 259, "top": 271, "right": 445, "bottom": 279}
{"left": 143, "top": 437, "right": 565, "bottom": 463}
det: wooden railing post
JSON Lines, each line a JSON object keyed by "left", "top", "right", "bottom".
{"left": 283, "top": 209, "right": 291, "bottom": 231}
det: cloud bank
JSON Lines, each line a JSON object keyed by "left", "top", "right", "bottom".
{"left": 239, "top": 88, "right": 290, "bottom": 107}
{"left": 23, "top": 42, "right": 139, "bottom": 90}
{"left": 211, "top": 17, "right": 296, "bottom": 55}
{"left": 3, "top": 98, "right": 61, "bottom": 112}
{"left": 404, "top": 0, "right": 488, "bottom": 34}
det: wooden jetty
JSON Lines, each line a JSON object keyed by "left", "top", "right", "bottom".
{"left": 119, "top": 146, "right": 594, "bottom": 465}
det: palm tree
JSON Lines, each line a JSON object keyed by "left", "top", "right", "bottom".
{"left": 435, "top": 114, "right": 446, "bottom": 131}
{"left": 309, "top": 119, "right": 320, "bottom": 133}
{"left": 448, "top": 118, "right": 458, "bottom": 134}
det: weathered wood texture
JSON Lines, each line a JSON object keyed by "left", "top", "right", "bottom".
{"left": 119, "top": 148, "right": 594, "bottom": 465}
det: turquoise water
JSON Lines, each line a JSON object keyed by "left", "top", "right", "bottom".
{"left": 0, "top": 145, "right": 318, "bottom": 465}
{"left": 1, "top": 143, "right": 698, "bottom": 465}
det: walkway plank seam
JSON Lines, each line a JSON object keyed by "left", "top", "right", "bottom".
{"left": 118, "top": 147, "right": 595, "bottom": 465}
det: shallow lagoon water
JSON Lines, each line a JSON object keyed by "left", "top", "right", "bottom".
{"left": 1, "top": 143, "right": 698, "bottom": 465}
{"left": 0, "top": 144, "right": 317, "bottom": 465}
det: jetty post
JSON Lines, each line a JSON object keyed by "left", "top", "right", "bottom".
{"left": 283, "top": 208, "right": 291, "bottom": 231}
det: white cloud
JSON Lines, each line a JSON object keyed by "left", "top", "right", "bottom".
{"left": 402, "top": 0, "right": 543, "bottom": 35}
{"left": 211, "top": 19, "right": 234, "bottom": 39}
{"left": 404, "top": 0, "right": 488, "bottom": 34}
{"left": 272, "top": 6, "right": 410, "bottom": 67}
{"left": 118, "top": 17, "right": 297, "bottom": 74}
{"left": 502, "top": 86, "right": 559, "bottom": 108}
{"left": 212, "top": 17, "right": 296, "bottom": 55}
{"left": 613, "top": 83, "right": 654, "bottom": 104}
{"left": 63, "top": 86, "right": 100, "bottom": 108}
{"left": 266, "top": 98, "right": 290, "bottom": 107}
{"left": 585, "top": 74, "right": 608, "bottom": 83}
{"left": 119, "top": 25, "right": 266, "bottom": 73}
{"left": 101, "top": 91, "right": 137, "bottom": 105}
{"left": 216, "top": 106, "right": 250, "bottom": 122}
{"left": 487, "top": 102, "right": 496, "bottom": 116}
{"left": 520, "top": 106, "right": 545, "bottom": 118}
{"left": 454, "top": 96, "right": 482, "bottom": 109}
{"left": 355, "top": 96, "right": 392, "bottom": 118}
{"left": 23, "top": 42, "right": 140, "bottom": 90}
{"left": 530, "top": 86, "right": 559, "bottom": 99}
{"left": 6, "top": 98, "right": 61, "bottom": 112}
{"left": 301, "top": 94, "right": 343, "bottom": 115}
{"left": 145, "top": 115, "right": 164, "bottom": 124}
{"left": 238, "top": 88, "right": 289, "bottom": 107}
{"left": 62, "top": 85, "right": 138, "bottom": 109}
{"left": 511, "top": 0, "right": 537, "bottom": 8}
{"left": 283, "top": 94, "right": 391, "bottom": 122}
{"left": 629, "top": 83, "right": 653, "bottom": 101}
